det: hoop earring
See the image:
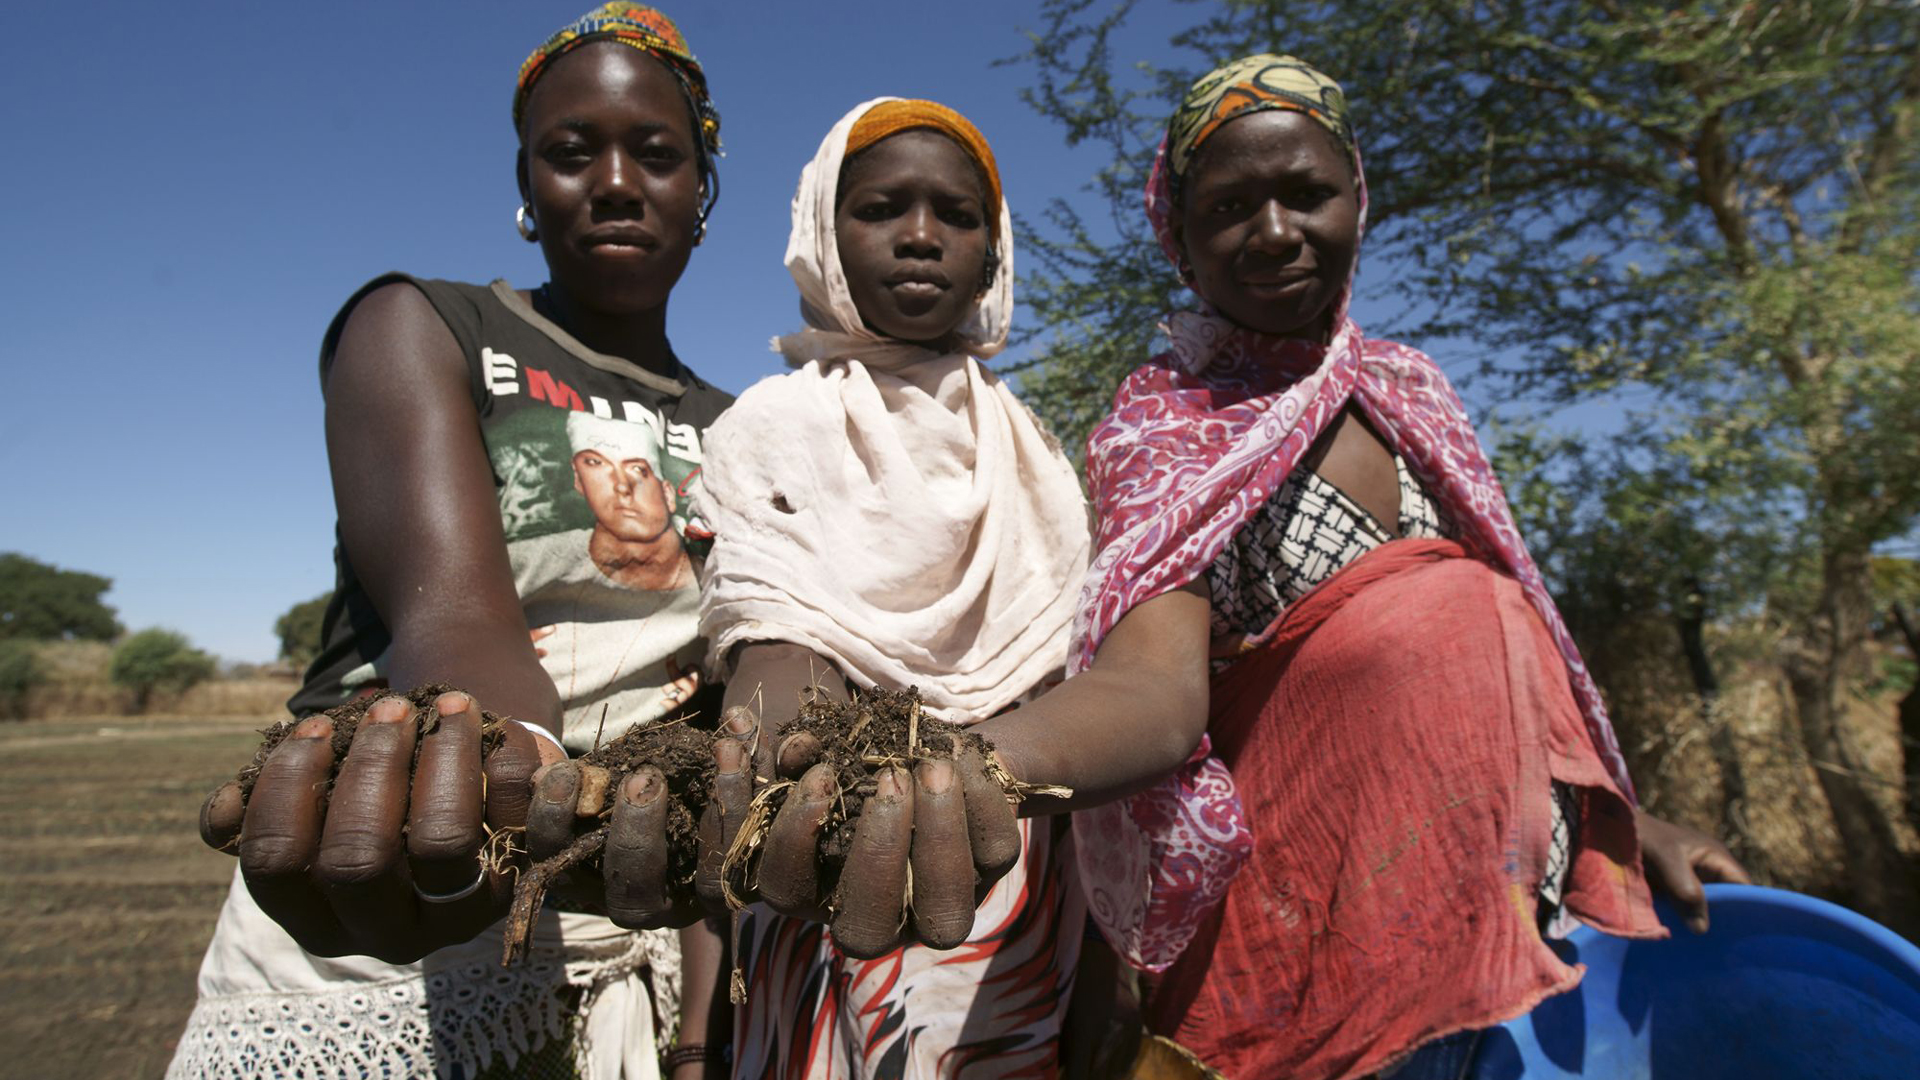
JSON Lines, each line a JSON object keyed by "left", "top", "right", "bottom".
{"left": 692, "top": 216, "right": 707, "bottom": 247}
{"left": 515, "top": 204, "right": 538, "bottom": 243}
{"left": 979, "top": 247, "right": 1001, "bottom": 293}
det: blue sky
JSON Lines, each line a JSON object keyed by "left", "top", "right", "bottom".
{"left": 0, "top": 0, "right": 1526, "bottom": 663}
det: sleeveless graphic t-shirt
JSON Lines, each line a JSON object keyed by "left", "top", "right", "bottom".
{"left": 295, "top": 274, "right": 733, "bottom": 752}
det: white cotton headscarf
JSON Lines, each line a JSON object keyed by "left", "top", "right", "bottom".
{"left": 695, "top": 98, "right": 1091, "bottom": 721}
{"left": 566, "top": 410, "right": 664, "bottom": 463}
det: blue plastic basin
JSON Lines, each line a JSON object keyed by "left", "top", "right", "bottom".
{"left": 1470, "top": 884, "right": 1920, "bottom": 1079}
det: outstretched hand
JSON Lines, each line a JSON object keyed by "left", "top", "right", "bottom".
{"left": 525, "top": 756, "right": 707, "bottom": 931}
{"left": 198, "top": 691, "right": 562, "bottom": 962}
{"left": 1636, "top": 808, "right": 1751, "bottom": 934}
{"left": 693, "top": 705, "right": 1022, "bottom": 958}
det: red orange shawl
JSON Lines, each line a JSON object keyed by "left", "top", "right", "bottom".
{"left": 1069, "top": 121, "right": 1637, "bottom": 972}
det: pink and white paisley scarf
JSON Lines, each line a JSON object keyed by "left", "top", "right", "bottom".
{"left": 1070, "top": 75, "right": 1635, "bottom": 973}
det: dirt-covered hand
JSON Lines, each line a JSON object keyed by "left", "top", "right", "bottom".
{"left": 701, "top": 704, "right": 1021, "bottom": 959}
{"left": 197, "top": 690, "right": 558, "bottom": 961}
{"left": 528, "top": 759, "right": 705, "bottom": 930}
{"left": 691, "top": 706, "right": 778, "bottom": 911}
{"left": 1637, "top": 808, "right": 1751, "bottom": 934}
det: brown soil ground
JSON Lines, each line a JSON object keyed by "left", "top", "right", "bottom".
{"left": 0, "top": 712, "right": 265, "bottom": 1078}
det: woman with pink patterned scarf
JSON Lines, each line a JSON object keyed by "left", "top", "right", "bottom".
{"left": 932, "top": 55, "right": 1752, "bottom": 1079}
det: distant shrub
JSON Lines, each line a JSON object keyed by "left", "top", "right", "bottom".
{"left": 110, "top": 629, "right": 217, "bottom": 712}
{"left": 274, "top": 593, "right": 332, "bottom": 672}
{"left": 0, "top": 639, "right": 41, "bottom": 718}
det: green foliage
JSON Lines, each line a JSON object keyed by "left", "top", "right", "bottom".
{"left": 0, "top": 639, "right": 42, "bottom": 718}
{"left": 274, "top": 593, "right": 332, "bottom": 671}
{"left": 1012, "top": 1, "right": 1919, "bottom": 506}
{"left": 110, "top": 629, "right": 216, "bottom": 712}
{"left": 1864, "top": 651, "right": 1918, "bottom": 700}
{"left": 1874, "top": 556, "right": 1920, "bottom": 612}
{"left": 1874, "top": 555, "right": 1920, "bottom": 692}
{"left": 1015, "top": 0, "right": 1920, "bottom": 919}
{"left": 0, "top": 552, "right": 120, "bottom": 642}
{"left": 1014, "top": 0, "right": 1919, "bottom": 625}
{"left": 1493, "top": 421, "right": 1798, "bottom": 666}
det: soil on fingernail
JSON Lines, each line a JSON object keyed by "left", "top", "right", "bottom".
{"left": 228, "top": 683, "right": 512, "bottom": 801}
{"left": 571, "top": 721, "right": 719, "bottom": 881}
{"left": 219, "top": 682, "right": 728, "bottom": 970}
{"left": 745, "top": 687, "right": 997, "bottom": 893}
{"left": 503, "top": 718, "right": 720, "bottom": 966}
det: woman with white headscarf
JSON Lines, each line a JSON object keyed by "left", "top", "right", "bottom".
{"left": 682, "top": 98, "right": 1091, "bottom": 1078}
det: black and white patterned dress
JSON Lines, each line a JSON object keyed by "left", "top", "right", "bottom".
{"left": 1204, "top": 451, "right": 1576, "bottom": 916}
{"left": 1207, "top": 454, "right": 1449, "bottom": 644}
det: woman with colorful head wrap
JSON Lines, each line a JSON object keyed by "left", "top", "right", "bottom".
{"left": 836, "top": 55, "right": 1748, "bottom": 1079}
{"left": 174, "top": 6, "right": 734, "bottom": 1078}
{"left": 513, "top": 1, "right": 724, "bottom": 242}
{"left": 649, "top": 97, "right": 1092, "bottom": 1078}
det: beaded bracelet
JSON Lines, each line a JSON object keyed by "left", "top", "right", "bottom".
{"left": 663, "top": 1043, "right": 728, "bottom": 1070}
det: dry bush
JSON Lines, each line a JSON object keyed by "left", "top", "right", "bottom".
{"left": 169, "top": 677, "right": 297, "bottom": 720}
{"left": 13, "top": 640, "right": 295, "bottom": 720}
{"left": 1585, "top": 613, "right": 1915, "bottom": 904}
{"left": 22, "top": 641, "right": 119, "bottom": 718}
{"left": 1838, "top": 678, "right": 1919, "bottom": 858}
{"left": 1630, "top": 674, "right": 1847, "bottom": 897}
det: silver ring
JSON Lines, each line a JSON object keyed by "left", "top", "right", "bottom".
{"left": 412, "top": 869, "right": 485, "bottom": 904}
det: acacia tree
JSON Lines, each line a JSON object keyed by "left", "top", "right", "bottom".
{"left": 1012, "top": 0, "right": 1920, "bottom": 926}
{"left": 274, "top": 592, "right": 332, "bottom": 672}
{"left": 111, "top": 629, "right": 216, "bottom": 713}
{"left": 1494, "top": 425, "right": 1797, "bottom": 877}
{"left": 0, "top": 553, "right": 120, "bottom": 642}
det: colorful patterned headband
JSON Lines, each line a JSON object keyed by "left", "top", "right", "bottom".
{"left": 1165, "top": 54, "right": 1353, "bottom": 196}
{"left": 513, "top": 1, "right": 722, "bottom": 159}
{"left": 844, "top": 99, "right": 1003, "bottom": 231}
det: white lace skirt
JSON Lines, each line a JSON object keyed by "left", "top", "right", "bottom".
{"left": 167, "top": 869, "right": 679, "bottom": 1080}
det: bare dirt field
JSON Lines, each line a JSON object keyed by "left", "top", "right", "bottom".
{"left": 0, "top": 713, "right": 267, "bottom": 1078}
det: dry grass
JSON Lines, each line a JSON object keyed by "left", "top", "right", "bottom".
{"left": 16, "top": 640, "right": 297, "bottom": 719}
{"left": 1614, "top": 660, "right": 1915, "bottom": 902}
{"left": 173, "top": 678, "right": 300, "bottom": 719}
{"left": 1569, "top": 607, "right": 1917, "bottom": 911}
{"left": 0, "top": 711, "right": 268, "bottom": 1077}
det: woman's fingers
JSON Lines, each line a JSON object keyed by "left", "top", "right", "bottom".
{"left": 1655, "top": 850, "right": 1709, "bottom": 934}
{"left": 527, "top": 761, "right": 583, "bottom": 862}
{"left": 957, "top": 746, "right": 1020, "bottom": 888}
{"left": 1637, "top": 809, "right": 1744, "bottom": 935}
{"left": 759, "top": 763, "right": 836, "bottom": 917}
{"left": 1695, "top": 842, "right": 1753, "bottom": 886}
{"left": 1675, "top": 826, "right": 1751, "bottom": 935}
{"left": 480, "top": 705, "right": 546, "bottom": 835}
{"left": 221, "top": 690, "right": 560, "bottom": 961}
{"left": 406, "top": 694, "right": 487, "bottom": 898}
{"left": 720, "top": 704, "right": 776, "bottom": 780}
{"left": 695, "top": 734, "right": 756, "bottom": 908}
{"left": 315, "top": 696, "right": 421, "bottom": 958}
{"left": 604, "top": 767, "right": 673, "bottom": 928}
{"left": 832, "top": 766, "right": 913, "bottom": 959}
{"left": 909, "top": 757, "right": 975, "bottom": 949}
{"left": 239, "top": 715, "right": 345, "bottom": 954}
{"left": 200, "top": 781, "right": 245, "bottom": 854}
{"left": 776, "top": 731, "right": 824, "bottom": 779}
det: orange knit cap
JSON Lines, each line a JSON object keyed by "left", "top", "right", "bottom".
{"left": 845, "top": 100, "right": 1003, "bottom": 229}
